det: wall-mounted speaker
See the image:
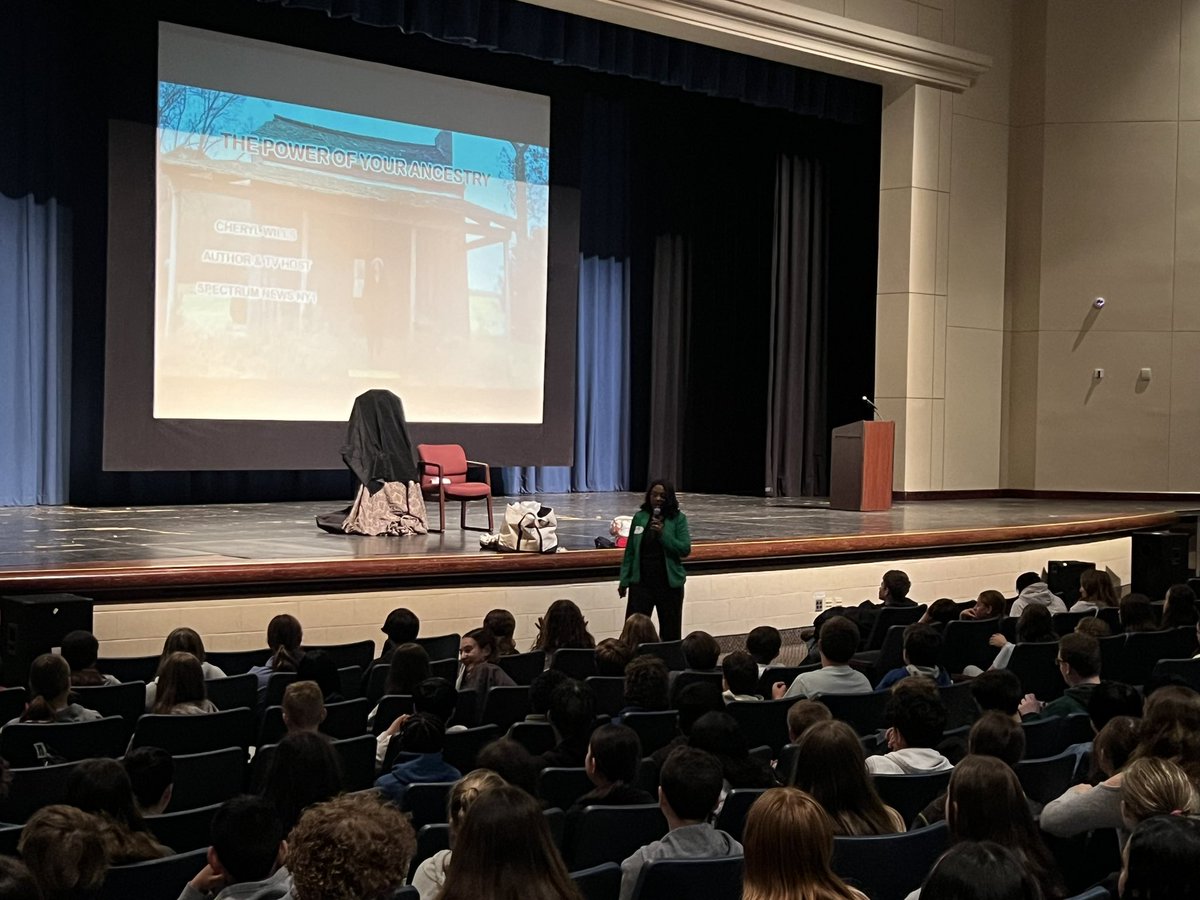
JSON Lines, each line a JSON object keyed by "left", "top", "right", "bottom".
{"left": 0, "top": 594, "right": 94, "bottom": 687}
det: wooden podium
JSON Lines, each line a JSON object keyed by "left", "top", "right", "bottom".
{"left": 829, "top": 420, "right": 895, "bottom": 511}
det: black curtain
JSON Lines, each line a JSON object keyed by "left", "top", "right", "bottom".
{"left": 765, "top": 154, "right": 829, "bottom": 497}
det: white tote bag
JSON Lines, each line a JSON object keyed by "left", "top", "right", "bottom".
{"left": 481, "top": 501, "right": 560, "bottom": 553}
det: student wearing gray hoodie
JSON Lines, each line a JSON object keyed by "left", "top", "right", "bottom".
{"left": 1007, "top": 572, "right": 1067, "bottom": 618}
{"left": 178, "top": 796, "right": 291, "bottom": 900}
{"left": 619, "top": 747, "right": 742, "bottom": 900}
{"left": 865, "top": 679, "right": 954, "bottom": 775}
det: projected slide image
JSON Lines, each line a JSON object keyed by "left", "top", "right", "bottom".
{"left": 154, "top": 82, "right": 550, "bottom": 423}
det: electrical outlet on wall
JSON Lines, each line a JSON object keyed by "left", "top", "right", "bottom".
{"left": 813, "top": 591, "right": 826, "bottom": 612}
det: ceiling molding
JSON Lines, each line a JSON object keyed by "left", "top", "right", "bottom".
{"left": 520, "top": 0, "right": 991, "bottom": 92}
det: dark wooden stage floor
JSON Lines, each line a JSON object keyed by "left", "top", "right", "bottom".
{"left": 0, "top": 494, "right": 1193, "bottom": 601}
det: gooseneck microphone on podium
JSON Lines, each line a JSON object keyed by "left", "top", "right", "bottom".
{"left": 862, "top": 396, "right": 881, "bottom": 420}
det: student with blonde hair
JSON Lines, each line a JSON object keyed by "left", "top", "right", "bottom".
{"left": 1120, "top": 756, "right": 1200, "bottom": 829}
{"left": 741, "top": 787, "right": 866, "bottom": 900}
{"left": 282, "top": 680, "right": 326, "bottom": 735}
{"left": 410, "top": 769, "right": 507, "bottom": 898}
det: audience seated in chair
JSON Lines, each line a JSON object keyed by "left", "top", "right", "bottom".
{"left": 1071, "top": 569, "right": 1119, "bottom": 614}
{"left": 282, "top": 681, "right": 326, "bottom": 736}
{"left": 19, "top": 805, "right": 110, "bottom": 900}
{"left": 615, "top": 656, "right": 670, "bottom": 724}
{"left": 910, "top": 841, "right": 1046, "bottom": 900}
{"left": 1126, "top": 685, "right": 1200, "bottom": 784}
{"left": 688, "top": 711, "right": 776, "bottom": 791}
{"left": 455, "top": 628, "right": 515, "bottom": 707}
{"left": 918, "top": 598, "right": 959, "bottom": 627}
{"left": 1161, "top": 583, "right": 1198, "bottom": 631}
{"left": 969, "top": 669, "right": 1022, "bottom": 721}
{"left": 532, "top": 599, "right": 596, "bottom": 661}
{"left": 1120, "top": 756, "right": 1199, "bottom": 831}
{"left": 145, "top": 628, "right": 227, "bottom": 711}
{"left": 246, "top": 615, "right": 304, "bottom": 705}
{"left": 179, "top": 795, "right": 292, "bottom": 900}
{"left": 619, "top": 614, "right": 659, "bottom": 650}
{"left": 524, "top": 669, "right": 569, "bottom": 725}
{"left": 483, "top": 609, "right": 518, "bottom": 657}
{"left": 875, "top": 624, "right": 952, "bottom": 692}
{"left": 9, "top": 653, "right": 101, "bottom": 725}
{"left": 618, "top": 747, "right": 742, "bottom": 900}
{"left": 436, "top": 783, "right": 580, "bottom": 900}
{"left": 375, "top": 676, "right": 462, "bottom": 769}
{"left": 152, "top": 653, "right": 218, "bottom": 716}
{"left": 411, "top": 769, "right": 506, "bottom": 899}
{"left": 1087, "top": 681, "right": 1143, "bottom": 732}
{"left": 538, "top": 679, "right": 596, "bottom": 769}
{"left": 914, "top": 711, "right": 1035, "bottom": 829}
{"left": 745, "top": 626, "right": 782, "bottom": 675}
{"left": 61, "top": 631, "right": 120, "bottom": 688}
{"left": 595, "top": 638, "right": 633, "bottom": 677}
{"left": 786, "top": 699, "right": 832, "bottom": 746}
{"left": 866, "top": 678, "right": 953, "bottom": 775}
{"left": 260, "top": 731, "right": 342, "bottom": 834}
{"left": 374, "top": 712, "right": 462, "bottom": 805}
{"left": 1119, "top": 593, "right": 1159, "bottom": 633}
{"left": 562, "top": 724, "right": 654, "bottom": 859}
{"left": 122, "top": 747, "right": 174, "bottom": 818}
{"left": 295, "top": 651, "right": 343, "bottom": 703}
{"left": 378, "top": 608, "right": 420, "bottom": 665}
{"left": 680, "top": 631, "right": 720, "bottom": 673}
{"left": 720, "top": 651, "right": 762, "bottom": 703}
{"left": 981, "top": 603, "right": 1058, "bottom": 673}
{"left": 741, "top": 787, "right": 866, "bottom": 900}
{"left": 958, "top": 590, "right": 1006, "bottom": 621}
{"left": 1120, "top": 815, "right": 1200, "bottom": 900}
{"left": 811, "top": 570, "right": 918, "bottom": 650}
{"left": 475, "top": 738, "right": 539, "bottom": 798}
{"left": 1009, "top": 571, "right": 1066, "bottom": 618}
{"left": 286, "top": 792, "right": 416, "bottom": 900}
{"left": 642, "top": 682, "right": 725, "bottom": 791}
{"left": 792, "top": 720, "right": 905, "bottom": 834}
{"left": 65, "top": 758, "right": 172, "bottom": 864}
{"left": 774, "top": 618, "right": 871, "bottom": 700}
{"left": 1074, "top": 616, "right": 1112, "bottom": 639}
{"left": 1018, "top": 633, "right": 1102, "bottom": 721}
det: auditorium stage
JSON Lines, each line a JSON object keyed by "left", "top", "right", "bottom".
{"left": 0, "top": 494, "right": 1193, "bottom": 603}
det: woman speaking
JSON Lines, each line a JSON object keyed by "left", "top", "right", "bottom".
{"left": 618, "top": 480, "right": 691, "bottom": 641}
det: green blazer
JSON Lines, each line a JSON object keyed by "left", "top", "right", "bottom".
{"left": 618, "top": 509, "right": 691, "bottom": 589}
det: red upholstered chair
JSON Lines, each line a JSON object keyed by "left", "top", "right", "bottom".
{"left": 417, "top": 444, "right": 494, "bottom": 532}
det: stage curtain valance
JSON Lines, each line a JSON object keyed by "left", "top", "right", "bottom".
{"left": 261, "top": 0, "right": 879, "bottom": 127}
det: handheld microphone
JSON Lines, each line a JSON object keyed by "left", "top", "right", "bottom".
{"left": 652, "top": 506, "right": 662, "bottom": 520}
{"left": 862, "top": 396, "right": 881, "bottom": 420}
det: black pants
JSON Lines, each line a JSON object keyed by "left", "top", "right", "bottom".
{"left": 625, "top": 585, "right": 685, "bottom": 642}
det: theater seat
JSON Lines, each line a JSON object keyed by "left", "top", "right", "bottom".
{"left": 832, "top": 821, "right": 949, "bottom": 900}
{"left": 569, "top": 803, "right": 668, "bottom": 870}
{"left": 96, "top": 848, "right": 209, "bottom": 900}
{"left": 570, "top": 862, "right": 622, "bottom": 900}
{"left": 631, "top": 856, "right": 744, "bottom": 900}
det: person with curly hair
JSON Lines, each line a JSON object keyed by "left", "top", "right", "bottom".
{"left": 286, "top": 793, "right": 416, "bottom": 900}
{"left": 614, "top": 655, "right": 670, "bottom": 723}
{"left": 531, "top": 599, "right": 596, "bottom": 662}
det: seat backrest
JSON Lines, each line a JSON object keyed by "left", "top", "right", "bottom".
{"left": 584, "top": 676, "right": 626, "bottom": 717}
{"left": 0, "top": 716, "right": 130, "bottom": 766}
{"left": 873, "top": 625, "right": 909, "bottom": 679}
{"left": 941, "top": 618, "right": 1001, "bottom": 674}
{"left": 96, "top": 848, "right": 210, "bottom": 900}
{"left": 404, "top": 781, "right": 456, "bottom": 828}
{"left": 0, "top": 759, "right": 82, "bottom": 822}
{"left": 1015, "top": 748, "right": 1082, "bottom": 805}
{"left": 205, "top": 673, "right": 258, "bottom": 711}
{"left": 1096, "top": 607, "right": 1123, "bottom": 633}
{"left": 621, "top": 711, "right": 680, "bottom": 755}
{"left": 817, "top": 691, "right": 891, "bottom": 736}
{"left": 130, "top": 707, "right": 255, "bottom": 755}
{"left": 302, "top": 640, "right": 376, "bottom": 671}
{"left": 553, "top": 648, "right": 598, "bottom": 679}
{"left": 865, "top": 606, "right": 926, "bottom": 652}
{"left": 1151, "top": 657, "right": 1200, "bottom": 692}
{"left": 442, "top": 723, "right": 500, "bottom": 772}
{"left": 537, "top": 767, "right": 593, "bottom": 812}
{"left": 1008, "top": 641, "right": 1065, "bottom": 700}
{"left": 97, "top": 655, "right": 160, "bottom": 684}
{"left": 372, "top": 694, "right": 415, "bottom": 735}
{"left": 509, "top": 720, "right": 556, "bottom": 756}
{"left": 417, "top": 444, "right": 469, "bottom": 483}
{"left": 872, "top": 771, "right": 953, "bottom": 826}
{"left": 714, "top": 789, "right": 768, "bottom": 843}
{"left": 71, "top": 681, "right": 146, "bottom": 727}
{"left": 496, "top": 650, "right": 546, "bottom": 686}
{"left": 939, "top": 682, "right": 981, "bottom": 731}
{"left": 776, "top": 743, "right": 801, "bottom": 784}
{"left": 832, "top": 821, "right": 949, "bottom": 900}
{"left": 670, "top": 670, "right": 724, "bottom": 700}
{"left": 634, "top": 641, "right": 687, "bottom": 671}
{"left": 570, "top": 862, "right": 623, "bottom": 900}
{"left": 264, "top": 671, "right": 298, "bottom": 707}
{"left": 632, "top": 855, "right": 744, "bottom": 900}
{"left": 205, "top": 649, "right": 270, "bottom": 676}
{"left": 411, "top": 823, "right": 451, "bottom": 879}
{"left": 571, "top": 803, "right": 668, "bottom": 870}
{"left": 320, "top": 697, "right": 370, "bottom": 739}
{"left": 1098, "top": 634, "right": 1128, "bottom": 682}
{"left": 333, "top": 734, "right": 378, "bottom": 792}
{"left": 416, "top": 634, "right": 462, "bottom": 664}
{"left": 1021, "top": 716, "right": 1068, "bottom": 760}
{"left": 144, "top": 802, "right": 222, "bottom": 852}
{"left": 1123, "top": 629, "right": 1199, "bottom": 685}
{"left": 170, "top": 747, "right": 247, "bottom": 812}
{"left": 481, "top": 685, "right": 531, "bottom": 731}
{"left": 725, "top": 699, "right": 793, "bottom": 755}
